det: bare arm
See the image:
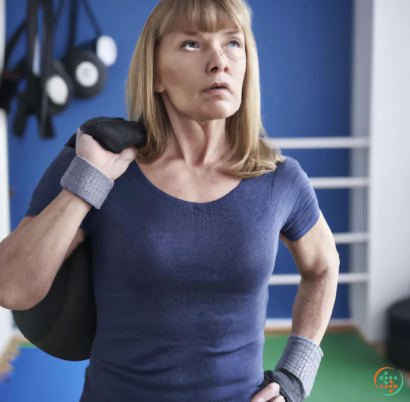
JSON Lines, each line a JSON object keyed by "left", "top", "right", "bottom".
{"left": 280, "top": 210, "right": 340, "bottom": 345}
{"left": 0, "top": 189, "right": 92, "bottom": 311}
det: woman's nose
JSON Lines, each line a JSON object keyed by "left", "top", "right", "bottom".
{"left": 208, "top": 51, "right": 229, "bottom": 73}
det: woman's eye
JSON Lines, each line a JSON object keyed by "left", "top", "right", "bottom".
{"left": 182, "top": 41, "right": 198, "bottom": 49}
{"left": 182, "top": 40, "right": 241, "bottom": 49}
{"left": 229, "top": 40, "right": 241, "bottom": 47}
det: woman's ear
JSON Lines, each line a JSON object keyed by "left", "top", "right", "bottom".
{"left": 153, "top": 83, "right": 163, "bottom": 92}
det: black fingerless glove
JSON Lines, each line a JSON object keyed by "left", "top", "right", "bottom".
{"left": 263, "top": 369, "right": 305, "bottom": 402}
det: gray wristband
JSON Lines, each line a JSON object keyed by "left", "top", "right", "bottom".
{"left": 275, "top": 335, "right": 323, "bottom": 398}
{"left": 60, "top": 155, "right": 114, "bottom": 209}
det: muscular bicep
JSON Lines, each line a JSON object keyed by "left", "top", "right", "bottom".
{"left": 280, "top": 210, "right": 340, "bottom": 277}
{"left": 16, "top": 216, "right": 86, "bottom": 261}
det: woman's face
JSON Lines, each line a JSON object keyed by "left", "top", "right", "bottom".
{"left": 154, "top": 23, "right": 247, "bottom": 123}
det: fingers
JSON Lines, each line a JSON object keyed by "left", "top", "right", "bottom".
{"left": 122, "top": 145, "right": 138, "bottom": 160}
{"left": 271, "top": 396, "right": 285, "bottom": 402}
{"left": 121, "top": 146, "right": 138, "bottom": 160}
{"left": 251, "top": 381, "right": 281, "bottom": 402}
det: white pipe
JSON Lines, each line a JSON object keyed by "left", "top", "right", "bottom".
{"left": 274, "top": 136, "right": 370, "bottom": 149}
{"left": 0, "top": 0, "right": 14, "bottom": 370}
{"left": 309, "top": 177, "right": 369, "bottom": 188}
{"left": 269, "top": 273, "right": 368, "bottom": 285}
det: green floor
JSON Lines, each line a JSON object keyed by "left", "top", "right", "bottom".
{"left": 264, "top": 332, "right": 410, "bottom": 401}
{"left": 1, "top": 332, "right": 409, "bottom": 401}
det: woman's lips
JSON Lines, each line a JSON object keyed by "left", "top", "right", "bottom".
{"left": 203, "top": 87, "right": 230, "bottom": 95}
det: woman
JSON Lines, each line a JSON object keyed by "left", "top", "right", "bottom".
{"left": 23, "top": 0, "right": 339, "bottom": 401}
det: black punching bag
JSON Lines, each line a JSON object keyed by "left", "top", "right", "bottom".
{"left": 386, "top": 297, "right": 410, "bottom": 371}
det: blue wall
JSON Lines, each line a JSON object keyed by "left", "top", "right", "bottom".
{"left": 6, "top": 0, "right": 353, "bottom": 320}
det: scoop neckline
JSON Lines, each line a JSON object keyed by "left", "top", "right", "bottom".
{"left": 132, "top": 160, "right": 246, "bottom": 206}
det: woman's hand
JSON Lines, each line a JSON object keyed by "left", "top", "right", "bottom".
{"left": 76, "top": 128, "right": 138, "bottom": 180}
{"left": 251, "top": 382, "right": 286, "bottom": 402}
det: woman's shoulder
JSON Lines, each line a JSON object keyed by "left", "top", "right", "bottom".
{"left": 269, "top": 155, "right": 313, "bottom": 201}
{"left": 273, "top": 155, "right": 305, "bottom": 182}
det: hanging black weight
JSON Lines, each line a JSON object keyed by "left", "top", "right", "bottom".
{"left": 78, "top": 0, "right": 117, "bottom": 67}
{"left": 46, "top": 58, "right": 75, "bottom": 115}
{"left": 64, "top": 47, "right": 106, "bottom": 98}
{"left": 62, "top": 0, "right": 112, "bottom": 99}
{"left": 44, "top": 0, "right": 75, "bottom": 116}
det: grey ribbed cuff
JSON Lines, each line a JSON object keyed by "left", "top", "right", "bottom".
{"left": 275, "top": 335, "right": 323, "bottom": 398}
{"left": 60, "top": 155, "right": 114, "bottom": 209}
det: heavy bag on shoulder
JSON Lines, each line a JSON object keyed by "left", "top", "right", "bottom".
{"left": 12, "top": 117, "right": 147, "bottom": 361}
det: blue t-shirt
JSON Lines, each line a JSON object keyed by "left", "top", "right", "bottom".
{"left": 25, "top": 145, "right": 320, "bottom": 402}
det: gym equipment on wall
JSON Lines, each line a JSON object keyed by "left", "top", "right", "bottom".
{"left": 0, "top": 20, "right": 28, "bottom": 115}
{"left": 13, "top": 0, "right": 57, "bottom": 139}
{"left": 63, "top": 0, "right": 117, "bottom": 98}
{"left": 0, "top": 0, "right": 117, "bottom": 139}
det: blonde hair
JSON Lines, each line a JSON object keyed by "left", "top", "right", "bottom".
{"left": 125, "top": 0, "right": 286, "bottom": 179}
